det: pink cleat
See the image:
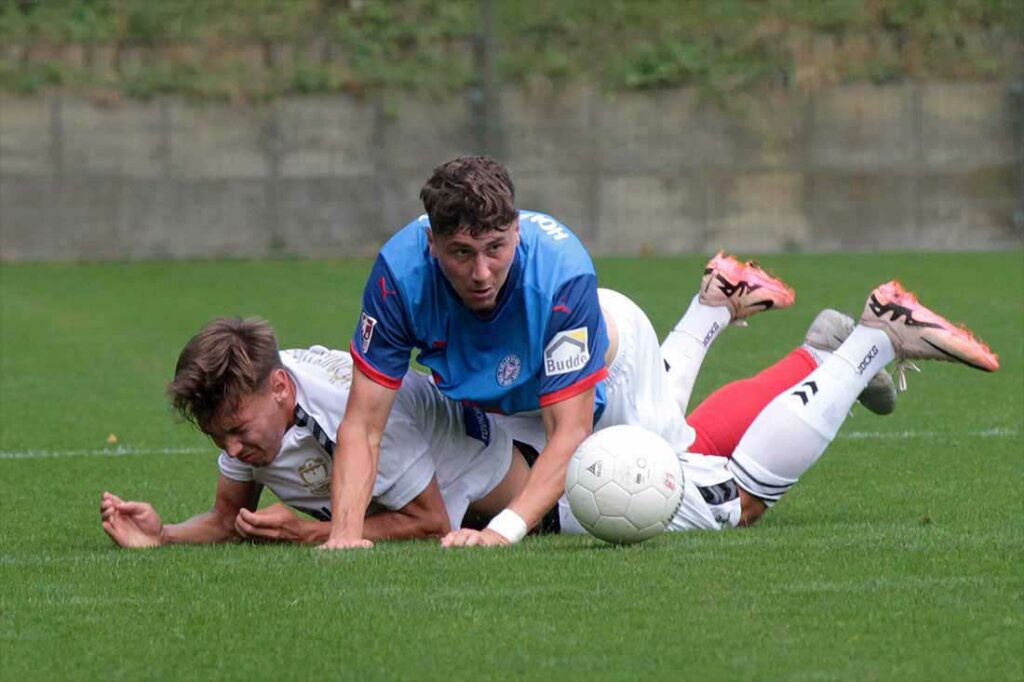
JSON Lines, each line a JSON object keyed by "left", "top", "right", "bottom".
{"left": 860, "top": 280, "right": 999, "bottom": 389}
{"left": 699, "top": 251, "right": 796, "bottom": 324}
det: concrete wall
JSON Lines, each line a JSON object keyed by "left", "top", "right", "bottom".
{"left": 1, "top": 83, "right": 1021, "bottom": 260}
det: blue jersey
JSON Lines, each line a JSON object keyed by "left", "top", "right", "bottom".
{"left": 351, "top": 210, "right": 609, "bottom": 417}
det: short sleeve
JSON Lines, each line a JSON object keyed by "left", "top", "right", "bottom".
{"left": 218, "top": 453, "right": 254, "bottom": 482}
{"left": 350, "top": 256, "right": 415, "bottom": 389}
{"left": 537, "top": 274, "right": 609, "bottom": 407}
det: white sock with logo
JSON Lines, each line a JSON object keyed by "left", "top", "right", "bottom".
{"left": 660, "top": 295, "right": 733, "bottom": 413}
{"left": 727, "top": 325, "right": 895, "bottom": 504}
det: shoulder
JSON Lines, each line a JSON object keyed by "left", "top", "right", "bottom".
{"left": 516, "top": 211, "right": 597, "bottom": 297}
{"left": 281, "top": 347, "right": 353, "bottom": 387}
{"left": 374, "top": 215, "right": 439, "bottom": 309}
{"left": 379, "top": 215, "right": 431, "bottom": 268}
{"left": 280, "top": 347, "right": 352, "bottom": 425}
{"left": 517, "top": 211, "right": 595, "bottom": 276}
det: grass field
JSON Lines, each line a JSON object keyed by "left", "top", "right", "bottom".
{"left": 1, "top": 252, "right": 1022, "bottom": 680}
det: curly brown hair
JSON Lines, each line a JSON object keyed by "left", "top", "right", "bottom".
{"left": 167, "top": 317, "right": 282, "bottom": 431}
{"left": 419, "top": 155, "right": 517, "bottom": 238}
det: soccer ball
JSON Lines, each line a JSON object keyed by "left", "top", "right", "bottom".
{"left": 565, "top": 425, "right": 683, "bottom": 544}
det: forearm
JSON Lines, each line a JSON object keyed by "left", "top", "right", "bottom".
{"left": 293, "top": 519, "right": 331, "bottom": 544}
{"left": 161, "top": 511, "right": 239, "bottom": 545}
{"left": 507, "top": 427, "right": 588, "bottom": 529}
{"left": 362, "top": 509, "right": 448, "bottom": 542}
{"left": 328, "top": 432, "right": 379, "bottom": 541}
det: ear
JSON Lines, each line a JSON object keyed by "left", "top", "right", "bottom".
{"left": 269, "top": 368, "right": 291, "bottom": 403}
{"left": 426, "top": 228, "right": 437, "bottom": 258}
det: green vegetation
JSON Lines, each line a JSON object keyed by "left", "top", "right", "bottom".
{"left": 1, "top": 252, "right": 1022, "bottom": 679}
{"left": 0, "top": 0, "right": 1018, "bottom": 98}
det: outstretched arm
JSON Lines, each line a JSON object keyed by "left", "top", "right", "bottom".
{"left": 100, "top": 475, "right": 259, "bottom": 547}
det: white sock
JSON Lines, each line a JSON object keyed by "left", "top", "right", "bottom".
{"left": 660, "top": 295, "right": 732, "bottom": 413}
{"left": 728, "top": 326, "right": 895, "bottom": 505}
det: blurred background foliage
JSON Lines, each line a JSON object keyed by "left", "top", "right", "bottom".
{"left": 0, "top": 0, "right": 1019, "bottom": 100}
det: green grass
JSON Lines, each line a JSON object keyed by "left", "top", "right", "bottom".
{"left": 1, "top": 252, "right": 1022, "bottom": 679}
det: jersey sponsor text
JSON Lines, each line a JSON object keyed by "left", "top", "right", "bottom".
{"left": 523, "top": 212, "right": 570, "bottom": 241}
{"left": 544, "top": 328, "right": 590, "bottom": 376}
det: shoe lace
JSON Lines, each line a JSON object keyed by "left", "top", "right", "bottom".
{"left": 894, "top": 360, "right": 921, "bottom": 392}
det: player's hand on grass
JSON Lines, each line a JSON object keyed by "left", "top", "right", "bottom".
{"left": 235, "top": 504, "right": 321, "bottom": 544}
{"left": 100, "top": 491, "right": 163, "bottom": 548}
{"left": 441, "top": 528, "right": 510, "bottom": 548}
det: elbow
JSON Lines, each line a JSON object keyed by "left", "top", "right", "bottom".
{"left": 337, "top": 419, "right": 384, "bottom": 454}
{"left": 416, "top": 510, "right": 451, "bottom": 539}
{"left": 563, "top": 423, "right": 593, "bottom": 452}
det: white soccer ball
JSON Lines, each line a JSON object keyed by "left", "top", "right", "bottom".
{"left": 565, "top": 425, "right": 684, "bottom": 545}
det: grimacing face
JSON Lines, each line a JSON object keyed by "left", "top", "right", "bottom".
{"left": 205, "top": 369, "right": 294, "bottom": 467}
{"left": 428, "top": 224, "right": 520, "bottom": 314}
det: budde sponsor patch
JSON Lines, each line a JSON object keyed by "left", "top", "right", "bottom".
{"left": 544, "top": 327, "right": 590, "bottom": 376}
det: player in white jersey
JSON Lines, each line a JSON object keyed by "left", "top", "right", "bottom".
{"left": 555, "top": 276, "right": 998, "bottom": 535}
{"left": 100, "top": 318, "right": 530, "bottom": 548}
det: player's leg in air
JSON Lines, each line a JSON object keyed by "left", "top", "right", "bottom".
{"left": 687, "top": 308, "right": 899, "bottom": 458}
{"left": 724, "top": 280, "right": 999, "bottom": 526}
{"left": 659, "top": 251, "right": 797, "bottom": 414}
{"left": 654, "top": 250, "right": 898, "bottom": 458}
{"left": 587, "top": 252, "right": 798, "bottom": 453}
{"left": 659, "top": 307, "right": 900, "bottom": 533}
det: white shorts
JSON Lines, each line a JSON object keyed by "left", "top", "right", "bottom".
{"left": 430, "top": 419, "right": 514, "bottom": 532}
{"left": 399, "top": 372, "right": 515, "bottom": 530}
{"left": 594, "top": 288, "right": 696, "bottom": 453}
{"left": 496, "top": 289, "right": 697, "bottom": 453}
{"left": 669, "top": 453, "right": 742, "bottom": 531}
{"left": 594, "top": 290, "right": 740, "bottom": 531}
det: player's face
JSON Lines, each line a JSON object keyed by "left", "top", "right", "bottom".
{"left": 206, "top": 370, "right": 293, "bottom": 467}
{"left": 428, "top": 224, "right": 519, "bottom": 314}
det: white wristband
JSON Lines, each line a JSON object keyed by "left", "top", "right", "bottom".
{"left": 486, "top": 509, "right": 528, "bottom": 544}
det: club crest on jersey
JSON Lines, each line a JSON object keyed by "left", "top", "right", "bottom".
{"left": 496, "top": 353, "right": 522, "bottom": 387}
{"left": 359, "top": 311, "right": 377, "bottom": 354}
{"left": 544, "top": 327, "right": 590, "bottom": 376}
{"left": 298, "top": 457, "right": 331, "bottom": 495}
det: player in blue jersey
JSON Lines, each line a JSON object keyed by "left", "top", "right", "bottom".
{"left": 322, "top": 156, "right": 796, "bottom": 549}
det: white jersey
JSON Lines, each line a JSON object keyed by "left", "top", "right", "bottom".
{"left": 218, "top": 347, "right": 513, "bottom": 529}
